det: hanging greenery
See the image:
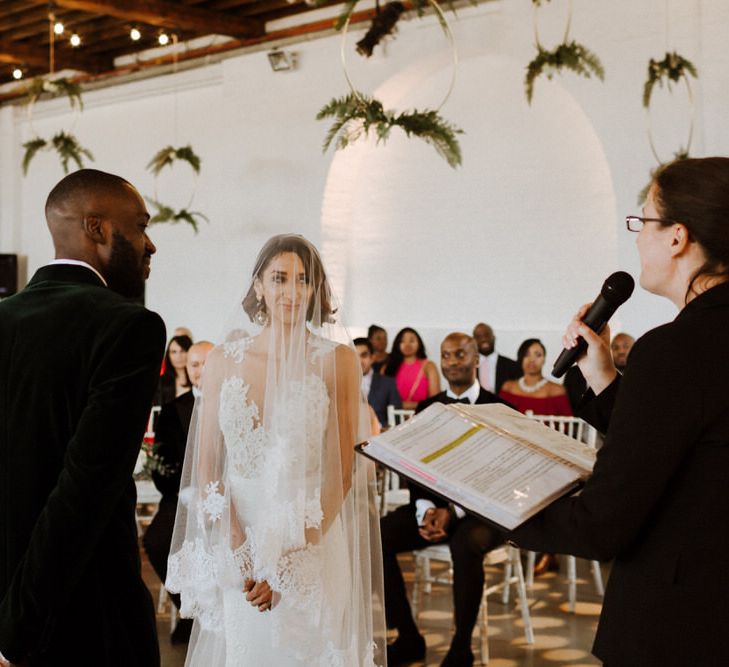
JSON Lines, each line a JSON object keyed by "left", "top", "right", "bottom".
{"left": 22, "top": 131, "right": 94, "bottom": 175}
{"left": 25, "top": 76, "right": 84, "bottom": 111}
{"left": 146, "top": 145, "right": 202, "bottom": 176}
{"left": 642, "top": 52, "right": 697, "bottom": 108}
{"left": 637, "top": 149, "right": 689, "bottom": 206}
{"left": 317, "top": 92, "right": 463, "bottom": 168}
{"left": 525, "top": 40, "right": 604, "bottom": 104}
{"left": 146, "top": 198, "right": 209, "bottom": 233}
{"left": 20, "top": 76, "right": 93, "bottom": 175}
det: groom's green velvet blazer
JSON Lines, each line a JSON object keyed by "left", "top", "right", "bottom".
{"left": 0, "top": 264, "right": 166, "bottom": 666}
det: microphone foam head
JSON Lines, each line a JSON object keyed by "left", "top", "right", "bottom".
{"left": 601, "top": 271, "right": 635, "bottom": 305}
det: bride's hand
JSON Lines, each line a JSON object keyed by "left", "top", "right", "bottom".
{"left": 244, "top": 578, "right": 274, "bottom": 612}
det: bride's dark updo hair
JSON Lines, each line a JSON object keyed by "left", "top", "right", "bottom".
{"left": 242, "top": 234, "right": 335, "bottom": 324}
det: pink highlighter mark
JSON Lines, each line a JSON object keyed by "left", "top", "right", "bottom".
{"left": 401, "top": 460, "right": 437, "bottom": 484}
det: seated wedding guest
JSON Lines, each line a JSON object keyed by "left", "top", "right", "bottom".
{"left": 499, "top": 338, "right": 572, "bottom": 416}
{"left": 472, "top": 322, "right": 521, "bottom": 394}
{"left": 382, "top": 333, "right": 505, "bottom": 667}
{"left": 368, "top": 324, "right": 389, "bottom": 372}
{"left": 510, "top": 157, "right": 729, "bottom": 666}
{"left": 143, "top": 341, "right": 213, "bottom": 644}
{"left": 159, "top": 327, "right": 193, "bottom": 376}
{"left": 610, "top": 331, "right": 634, "bottom": 371}
{"left": 154, "top": 334, "right": 192, "bottom": 406}
{"left": 354, "top": 337, "right": 401, "bottom": 427}
{"left": 173, "top": 326, "right": 193, "bottom": 340}
{"left": 501, "top": 338, "right": 571, "bottom": 575}
{"left": 564, "top": 332, "right": 635, "bottom": 411}
{"left": 383, "top": 327, "right": 440, "bottom": 410}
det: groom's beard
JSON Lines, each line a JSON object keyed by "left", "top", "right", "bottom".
{"left": 105, "top": 231, "right": 147, "bottom": 298}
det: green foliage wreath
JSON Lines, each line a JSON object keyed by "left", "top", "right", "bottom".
{"left": 317, "top": 92, "right": 463, "bottom": 168}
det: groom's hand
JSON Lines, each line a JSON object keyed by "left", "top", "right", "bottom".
{"left": 244, "top": 578, "right": 273, "bottom": 612}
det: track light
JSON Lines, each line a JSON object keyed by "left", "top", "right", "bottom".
{"left": 130, "top": 27, "right": 141, "bottom": 41}
{"left": 53, "top": 21, "right": 64, "bottom": 35}
{"left": 158, "top": 32, "right": 169, "bottom": 46}
{"left": 69, "top": 33, "right": 81, "bottom": 47}
{"left": 12, "top": 68, "right": 23, "bottom": 80}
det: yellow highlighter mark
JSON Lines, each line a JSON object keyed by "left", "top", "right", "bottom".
{"left": 421, "top": 425, "right": 483, "bottom": 464}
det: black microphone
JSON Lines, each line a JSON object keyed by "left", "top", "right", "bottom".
{"left": 552, "top": 271, "right": 635, "bottom": 378}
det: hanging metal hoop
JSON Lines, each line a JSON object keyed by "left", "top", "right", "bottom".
{"left": 340, "top": 0, "right": 458, "bottom": 112}
{"left": 533, "top": 0, "right": 573, "bottom": 48}
{"left": 645, "top": 72, "right": 694, "bottom": 164}
{"left": 152, "top": 156, "right": 199, "bottom": 212}
{"left": 152, "top": 35, "right": 199, "bottom": 212}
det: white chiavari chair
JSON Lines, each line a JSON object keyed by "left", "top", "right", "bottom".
{"left": 525, "top": 414, "right": 605, "bottom": 612}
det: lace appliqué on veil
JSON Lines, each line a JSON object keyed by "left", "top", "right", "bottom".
{"left": 167, "top": 538, "right": 223, "bottom": 631}
{"left": 201, "top": 481, "right": 226, "bottom": 522}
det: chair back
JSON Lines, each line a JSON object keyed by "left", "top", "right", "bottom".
{"left": 528, "top": 414, "right": 598, "bottom": 448}
{"left": 387, "top": 405, "right": 416, "bottom": 429}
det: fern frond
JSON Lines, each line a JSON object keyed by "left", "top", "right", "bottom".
{"left": 21, "top": 137, "right": 47, "bottom": 175}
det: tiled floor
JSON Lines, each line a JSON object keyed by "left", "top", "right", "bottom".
{"left": 143, "top": 547, "right": 606, "bottom": 666}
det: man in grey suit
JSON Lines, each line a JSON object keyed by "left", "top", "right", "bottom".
{"left": 0, "top": 170, "right": 166, "bottom": 666}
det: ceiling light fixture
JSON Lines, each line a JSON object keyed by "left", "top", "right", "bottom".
{"left": 53, "top": 21, "right": 64, "bottom": 35}
{"left": 69, "top": 33, "right": 81, "bottom": 47}
{"left": 158, "top": 32, "right": 170, "bottom": 46}
{"left": 12, "top": 68, "right": 23, "bottom": 80}
{"left": 130, "top": 27, "right": 141, "bottom": 41}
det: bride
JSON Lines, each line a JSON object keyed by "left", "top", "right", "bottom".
{"left": 166, "top": 235, "right": 386, "bottom": 666}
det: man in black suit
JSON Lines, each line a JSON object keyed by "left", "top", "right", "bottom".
{"left": 354, "top": 337, "right": 401, "bottom": 426}
{"left": 473, "top": 322, "right": 521, "bottom": 395}
{"left": 0, "top": 170, "right": 166, "bottom": 667}
{"left": 382, "top": 333, "right": 506, "bottom": 667}
{"left": 143, "top": 340, "right": 213, "bottom": 643}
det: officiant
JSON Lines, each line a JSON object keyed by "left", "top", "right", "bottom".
{"left": 509, "top": 157, "right": 729, "bottom": 666}
{"left": 382, "top": 332, "right": 508, "bottom": 667}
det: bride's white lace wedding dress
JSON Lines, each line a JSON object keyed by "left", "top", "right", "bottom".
{"left": 167, "top": 336, "right": 382, "bottom": 666}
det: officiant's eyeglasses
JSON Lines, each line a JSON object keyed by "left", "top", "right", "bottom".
{"left": 625, "top": 215, "right": 676, "bottom": 232}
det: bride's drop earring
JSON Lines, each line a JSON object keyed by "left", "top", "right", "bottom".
{"left": 255, "top": 296, "right": 268, "bottom": 325}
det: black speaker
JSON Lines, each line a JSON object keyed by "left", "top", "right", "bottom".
{"left": 0, "top": 254, "right": 18, "bottom": 297}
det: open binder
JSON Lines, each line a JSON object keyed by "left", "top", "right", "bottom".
{"left": 357, "top": 402, "right": 596, "bottom": 530}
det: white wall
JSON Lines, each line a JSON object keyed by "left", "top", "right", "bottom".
{"left": 1, "top": 0, "right": 727, "bottom": 373}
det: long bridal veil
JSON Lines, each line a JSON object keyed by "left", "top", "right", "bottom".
{"left": 166, "top": 235, "right": 386, "bottom": 666}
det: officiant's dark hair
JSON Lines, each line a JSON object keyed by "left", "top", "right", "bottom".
{"left": 653, "top": 157, "right": 729, "bottom": 302}
{"left": 45, "top": 169, "right": 131, "bottom": 216}
{"left": 242, "top": 234, "right": 335, "bottom": 324}
{"left": 516, "top": 338, "right": 546, "bottom": 370}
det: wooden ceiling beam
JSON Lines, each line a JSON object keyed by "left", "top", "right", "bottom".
{"left": 0, "top": 37, "right": 112, "bottom": 72}
{"left": 25, "top": 0, "right": 265, "bottom": 38}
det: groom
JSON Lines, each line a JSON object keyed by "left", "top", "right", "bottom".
{"left": 0, "top": 170, "right": 166, "bottom": 666}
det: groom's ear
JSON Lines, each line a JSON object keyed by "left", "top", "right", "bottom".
{"left": 83, "top": 213, "right": 110, "bottom": 245}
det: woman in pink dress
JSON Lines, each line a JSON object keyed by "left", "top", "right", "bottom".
{"left": 499, "top": 338, "right": 572, "bottom": 416}
{"left": 383, "top": 327, "right": 440, "bottom": 410}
